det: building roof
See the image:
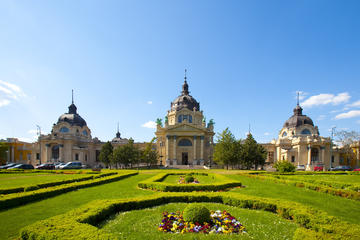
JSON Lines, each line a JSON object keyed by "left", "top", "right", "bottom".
{"left": 170, "top": 77, "right": 200, "bottom": 112}
{"left": 57, "top": 98, "right": 87, "bottom": 127}
{"left": 283, "top": 104, "right": 314, "bottom": 128}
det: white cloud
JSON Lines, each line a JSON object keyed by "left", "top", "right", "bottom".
{"left": 28, "top": 129, "right": 37, "bottom": 134}
{"left": 18, "top": 137, "right": 36, "bottom": 143}
{"left": 0, "top": 80, "right": 26, "bottom": 107}
{"left": 264, "top": 132, "right": 270, "bottom": 136}
{"left": 141, "top": 121, "right": 156, "bottom": 129}
{"left": 335, "top": 110, "right": 360, "bottom": 119}
{"left": 317, "top": 115, "right": 326, "bottom": 121}
{"left": 348, "top": 100, "right": 360, "bottom": 108}
{"left": 301, "top": 92, "right": 350, "bottom": 108}
{"left": 147, "top": 101, "right": 153, "bottom": 105}
{"left": 0, "top": 99, "right": 10, "bottom": 107}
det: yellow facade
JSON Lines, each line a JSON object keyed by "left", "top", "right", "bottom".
{"left": 0, "top": 138, "right": 33, "bottom": 164}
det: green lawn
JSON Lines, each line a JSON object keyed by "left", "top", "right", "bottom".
{"left": 0, "top": 173, "right": 156, "bottom": 240}
{"left": 0, "top": 173, "right": 94, "bottom": 188}
{"left": 100, "top": 202, "right": 298, "bottom": 240}
{"left": 162, "top": 174, "right": 218, "bottom": 184}
{"left": 227, "top": 174, "right": 360, "bottom": 224}
{"left": 1, "top": 170, "right": 360, "bottom": 240}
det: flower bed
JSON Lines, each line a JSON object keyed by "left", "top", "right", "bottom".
{"left": 178, "top": 175, "right": 199, "bottom": 184}
{"left": 159, "top": 210, "right": 246, "bottom": 234}
{"left": 138, "top": 172, "right": 241, "bottom": 192}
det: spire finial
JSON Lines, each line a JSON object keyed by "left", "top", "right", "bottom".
{"left": 184, "top": 69, "right": 187, "bottom": 82}
{"left": 116, "top": 122, "right": 121, "bottom": 138}
{"left": 248, "top": 124, "right": 251, "bottom": 134}
{"left": 181, "top": 69, "right": 189, "bottom": 95}
{"left": 117, "top": 122, "right": 119, "bottom": 133}
{"left": 297, "top": 91, "right": 300, "bottom": 106}
{"left": 72, "top": 89, "right": 74, "bottom": 104}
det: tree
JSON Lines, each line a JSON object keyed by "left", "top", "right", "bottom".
{"left": 240, "top": 133, "right": 267, "bottom": 170}
{"left": 213, "top": 128, "right": 239, "bottom": 169}
{"left": 274, "top": 160, "right": 295, "bottom": 173}
{"left": 141, "top": 137, "right": 158, "bottom": 167}
{"left": 99, "top": 141, "right": 113, "bottom": 168}
{"left": 113, "top": 139, "right": 140, "bottom": 168}
{"left": 335, "top": 130, "right": 360, "bottom": 166}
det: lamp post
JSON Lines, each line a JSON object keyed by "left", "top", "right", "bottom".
{"left": 36, "top": 125, "right": 42, "bottom": 165}
{"left": 330, "top": 126, "right": 336, "bottom": 170}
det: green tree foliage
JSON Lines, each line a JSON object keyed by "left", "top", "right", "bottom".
{"left": 274, "top": 160, "right": 296, "bottom": 173}
{"left": 140, "top": 137, "right": 158, "bottom": 167}
{"left": 213, "top": 128, "right": 240, "bottom": 169}
{"left": 112, "top": 139, "right": 140, "bottom": 168}
{"left": 213, "top": 129, "right": 267, "bottom": 170}
{"left": 98, "top": 141, "right": 113, "bottom": 168}
{"left": 240, "top": 133, "right": 267, "bottom": 170}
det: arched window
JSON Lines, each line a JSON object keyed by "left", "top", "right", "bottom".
{"left": 282, "top": 131, "right": 287, "bottom": 137}
{"left": 82, "top": 130, "right": 88, "bottom": 136}
{"left": 178, "top": 115, "right": 182, "bottom": 123}
{"left": 59, "top": 127, "right": 69, "bottom": 133}
{"left": 178, "top": 139, "right": 192, "bottom": 146}
{"left": 52, "top": 145, "right": 59, "bottom": 160}
{"left": 189, "top": 115, "right": 192, "bottom": 123}
{"left": 301, "top": 129, "right": 311, "bottom": 135}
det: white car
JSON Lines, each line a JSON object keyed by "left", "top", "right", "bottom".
{"left": 296, "top": 165, "right": 306, "bottom": 171}
{"left": 60, "top": 162, "right": 82, "bottom": 169}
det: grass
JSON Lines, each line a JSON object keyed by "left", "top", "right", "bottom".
{"left": 100, "top": 202, "right": 298, "bottom": 240}
{"left": 227, "top": 174, "right": 360, "bottom": 224}
{"left": 0, "top": 173, "right": 93, "bottom": 188}
{"left": 162, "top": 174, "right": 218, "bottom": 184}
{"left": 0, "top": 173, "right": 156, "bottom": 240}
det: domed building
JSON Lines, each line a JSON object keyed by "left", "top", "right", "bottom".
{"left": 155, "top": 72, "right": 215, "bottom": 167}
{"left": 263, "top": 99, "right": 333, "bottom": 170}
{"left": 35, "top": 92, "right": 103, "bottom": 166}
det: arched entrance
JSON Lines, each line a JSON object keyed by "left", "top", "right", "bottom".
{"left": 182, "top": 152, "right": 188, "bottom": 165}
{"left": 311, "top": 148, "right": 319, "bottom": 163}
{"left": 51, "top": 145, "right": 59, "bottom": 161}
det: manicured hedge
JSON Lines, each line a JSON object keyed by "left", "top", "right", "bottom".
{"left": 0, "top": 172, "right": 117, "bottom": 195}
{"left": 137, "top": 172, "right": 242, "bottom": 192}
{"left": 19, "top": 192, "right": 360, "bottom": 240}
{"left": 244, "top": 174, "right": 360, "bottom": 201}
{"left": 0, "top": 172, "right": 138, "bottom": 211}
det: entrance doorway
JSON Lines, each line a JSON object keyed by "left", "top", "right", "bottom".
{"left": 182, "top": 152, "right": 188, "bottom": 165}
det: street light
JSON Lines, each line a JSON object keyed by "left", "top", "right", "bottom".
{"left": 36, "top": 125, "right": 42, "bottom": 165}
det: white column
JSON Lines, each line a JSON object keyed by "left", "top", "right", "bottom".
{"left": 165, "top": 135, "right": 170, "bottom": 165}
{"left": 59, "top": 145, "right": 63, "bottom": 162}
{"left": 321, "top": 147, "right": 325, "bottom": 163}
{"left": 173, "top": 136, "right": 177, "bottom": 165}
{"left": 193, "top": 136, "right": 197, "bottom": 164}
{"left": 45, "top": 144, "right": 49, "bottom": 163}
{"left": 200, "top": 136, "right": 204, "bottom": 163}
{"left": 297, "top": 145, "right": 301, "bottom": 165}
{"left": 306, "top": 145, "right": 311, "bottom": 170}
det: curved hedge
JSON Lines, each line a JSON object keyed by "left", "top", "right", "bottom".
{"left": 244, "top": 174, "right": 360, "bottom": 201}
{"left": 0, "top": 172, "right": 117, "bottom": 195}
{"left": 137, "top": 172, "right": 242, "bottom": 192}
{"left": 19, "top": 192, "right": 360, "bottom": 240}
{"left": 0, "top": 172, "right": 138, "bottom": 211}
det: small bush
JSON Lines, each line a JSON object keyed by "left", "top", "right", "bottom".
{"left": 185, "top": 175, "right": 194, "bottom": 183}
{"left": 183, "top": 204, "right": 211, "bottom": 224}
{"left": 273, "top": 161, "right": 295, "bottom": 173}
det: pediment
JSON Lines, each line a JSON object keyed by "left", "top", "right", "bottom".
{"left": 167, "top": 123, "right": 205, "bottom": 133}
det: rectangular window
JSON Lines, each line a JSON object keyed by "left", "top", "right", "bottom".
{"left": 36, "top": 153, "right": 40, "bottom": 160}
{"left": 75, "top": 154, "right": 79, "bottom": 161}
{"left": 85, "top": 154, "right": 87, "bottom": 161}
{"left": 27, "top": 154, "right": 31, "bottom": 161}
{"left": 189, "top": 115, "right": 192, "bottom": 123}
{"left": 331, "top": 155, "right": 334, "bottom": 163}
{"left": 96, "top": 150, "right": 100, "bottom": 162}
{"left": 291, "top": 156, "right": 295, "bottom": 162}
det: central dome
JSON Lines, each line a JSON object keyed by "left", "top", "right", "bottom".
{"left": 171, "top": 79, "right": 200, "bottom": 111}
{"left": 57, "top": 102, "right": 87, "bottom": 127}
{"left": 283, "top": 104, "right": 314, "bottom": 128}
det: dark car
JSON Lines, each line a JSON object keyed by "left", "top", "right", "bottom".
{"left": 35, "top": 163, "right": 55, "bottom": 170}
{"left": 0, "top": 163, "right": 18, "bottom": 169}
{"left": 329, "top": 165, "right": 352, "bottom": 171}
{"left": 8, "top": 164, "right": 34, "bottom": 170}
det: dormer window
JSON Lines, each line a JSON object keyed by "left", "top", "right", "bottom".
{"left": 82, "top": 130, "right": 88, "bottom": 136}
{"left": 59, "top": 127, "right": 69, "bottom": 133}
{"left": 282, "top": 131, "right": 287, "bottom": 137}
{"left": 301, "top": 129, "right": 311, "bottom": 135}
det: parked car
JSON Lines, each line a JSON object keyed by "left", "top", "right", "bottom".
{"left": 296, "top": 165, "right": 306, "bottom": 171}
{"left": 60, "top": 162, "right": 82, "bottom": 169}
{"left": 35, "top": 163, "right": 55, "bottom": 170}
{"left": 0, "top": 163, "right": 18, "bottom": 169}
{"left": 8, "top": 164, "right": 34, "bottom": 169}
{"left": 353, "top": 168, "right": 360, "bottom": 172}
{"left": 55, "top": 163, "right": 66, "bottom": 169}
{"left": 314, "top": 164, "right": 324, "bottom": 171}
{"left": 329, "top": 165, "right": 352, "bottom": 171}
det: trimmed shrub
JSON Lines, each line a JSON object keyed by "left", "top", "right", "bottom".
{"left": 185, "top": 175, "right": 194, "bottom": 183}
{"left": 183, "top": 204, "right": 211, "bottom": 224}
{"left": 273, "top": 160, "right": 296, "bottom": 173}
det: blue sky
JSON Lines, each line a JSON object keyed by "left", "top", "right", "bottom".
{"left": 0, "top": 0, "right": 359, "bottom": 143}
